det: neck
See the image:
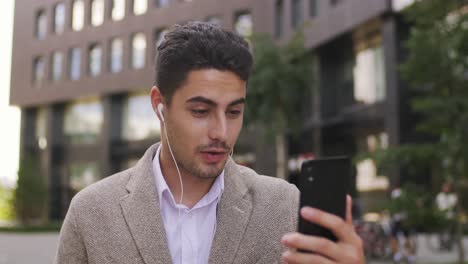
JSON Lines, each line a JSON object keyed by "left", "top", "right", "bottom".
{"left": 159, "top": 143, "right": 217, "bottom": 208}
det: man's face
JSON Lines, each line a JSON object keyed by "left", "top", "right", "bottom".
{"left": 162, "top": 69, "right": 246, "bottom": 179}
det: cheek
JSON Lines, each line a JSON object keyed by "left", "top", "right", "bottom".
{"left": 227, "top": 119, "right": 243, "bottom": 142}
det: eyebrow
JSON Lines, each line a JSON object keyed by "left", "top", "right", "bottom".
{"left": 186, "top": 96, "right": 246, "bottom": 107}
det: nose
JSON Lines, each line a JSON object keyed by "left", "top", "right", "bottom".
{"left": 208, "top": 112, "right": 228, "bottom": 142}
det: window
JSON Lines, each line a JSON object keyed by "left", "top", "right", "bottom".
{"left": 291, "top": 0, "right": 303, "bottom": 29}
{"left": 309, "top": 0, "right": 318, "bottom": 17}
{"left": 356, "top": 132, "right": 389, "bottom": 192}
{"left": 72, "top": 0, "right": 85, "bottom": 31}
{"left": 122, "top": 92, "right": 161, "bottom": 141}
{"left": 234, "top": 11, "right": 252, "bottom": 38}
{"left": 51, "top": 51, "right": 63, "bottom": 81}
{"left": 69, "top": 162, "right": 100, "bottom": 194}
{"left": 91, "top": 0, "right": 104, "bottom": 26}
{"left": 36, "top": 107, "right": 48, "bottom": 150}
{"left": 330, "top": 0, "right": 343, "bottom": 6}
{"left": 89, "top": 44, "right": 102, "bottom": 76}
{"left": 392, "top": 0, "right": 415, "bottom": 11}
{"left": 69, "top": 47, "right": 82, "bottom": 80}
{"left": 110, "top": 38, "right": 123, "bottom": 73}
{"left": 352, "top": 24, "right": 386, "bottom": 104}
{"left": 132, "top": 33, "right": 146, "bottom": 69}
{"left": 133, "top": 0, "right": 148, "bottom": 15}
{"left": 206, "top": 16, "right": 222, "bottom": 27}
{"left": 154, "top": 0, "right": 170, "bottom": 8}
{"left": 35, "top": 10, "right": 47, "bottom": 39}
{"left": 112, "top": 0, "right": 125, "bottom": 21}
{"left": 274, "top": 0, "right": 283, "bottom": 38}
{"left": 353, "top": 46, "right": 386, "bottom": 104}
{"left": 64, "top": 98, "right": 103, "bottom": 144}
{"left": 54, "top": 3, "right": 66, "bottom": 34}
{"left": 153, "top": 29, "right": 168, "bottom": 57}
{"left": 33, "top": 56, "right": 45, "bottom": 85}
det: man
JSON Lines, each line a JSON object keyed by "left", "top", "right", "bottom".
{"left": 55, "top": 22, "right": 364, "bottom": 264}
{"left": 436, "top": 182, "right": 457, "bottom": 250}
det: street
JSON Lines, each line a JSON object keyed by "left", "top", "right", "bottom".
{"left": 0, "top": 232, "right": 467, "bottom": 263}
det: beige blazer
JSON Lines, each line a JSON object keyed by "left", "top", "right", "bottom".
{"left": 55, "top": 143, "right": 299, "bottom": 264}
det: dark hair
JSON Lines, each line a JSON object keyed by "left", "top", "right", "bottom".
{"left": 154, "top": 22, "right": 253, "bottom": 105}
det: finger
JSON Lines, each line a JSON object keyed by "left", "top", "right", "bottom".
{"left": 281, "top": 232, "right": 342, "bottom": 260}
{"left": 346, "top": 195, "right": 353, "bottom": 225}
{"left": 300, "top": 207, "right": 359, "bottom": 244}
{"left": 282, "top": 250, "right": 334, "bottom": 264}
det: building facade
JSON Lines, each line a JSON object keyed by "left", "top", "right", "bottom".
{"left": 10, "top": 0, "right": 415, "bottom": 220}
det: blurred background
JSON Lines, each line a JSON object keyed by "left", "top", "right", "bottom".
{"left": 1, "top": 0, "right": 468, "bottom": 263}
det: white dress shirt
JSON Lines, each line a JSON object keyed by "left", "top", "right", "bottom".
{"left": 152, "top": 146, "right": 224, "bottom": 264}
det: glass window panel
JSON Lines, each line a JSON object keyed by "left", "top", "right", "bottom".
{"left": 134, "top": 0, "right": 148, "bottom": 15}
{"left": 51, "top": 51, "right": 63, "bottom": 81}
{"left": 275, "top": 0, "right": 283, "bottom": 38}
{"left": 110, "top": 38, "right": 123, "bottom": 73}
{"left": 69, "top": 162, "right": 100, "bottom": 193}
{"left": 154, "top": 0, "right": 170, "bottom": 8}
{"left": 112, "top": 0, "right": 125, "bottom": 21}
{"left": 35, "top": 107, "right": 48, "bottom": 150}
{"left": 69, "top": 47, "right": 82, "bottom": 80}
{"left": 72, "top": 0, "right": 85, "bottom": 31}
{"left": 54, "top": 3, "right": 66, "bottom": 34}
{"left": 353, "top": 45, "right": 386, "bottom": 104}
{"left": 234, "top": 12, "right": 252, "bottom": 38}
{"left": 33, "top": 56, "right": 46, "bottom": 85}
{"left": 89, "top": 44, "right": 102, "bottom": 76}
{"left": 309, "top": 0, "right": 318, "bottom": 17}
{"left": 206, "top": 16, "right": 222, "bottom": 27}
{"left": 330, "top": 0, "right": 343, "bottom": 5}
{"left": 154, "top": 28, "right": 168, "bottom": 51}
{"left": 64, "top": 98, "right": 103, "bottom": 144}
{"left": 122, "top": 92, "right": 161, "bottom": 141}
{"left": 132, "top": 33, "right": 146, "bottom": 69}
{"left": 291, "top": 0, "right": 302, "bottom": 29}
{"left": 36, "top": 10, "right": 47, "bottom": 39}
{"left": 91, "top": 0, "right": 105, "bottom": 26}
{"left": 392, "top": 0, "right": 415, "bottom": 11}
{"left": 356, "top": 131, "right": 389, "bottom": 192}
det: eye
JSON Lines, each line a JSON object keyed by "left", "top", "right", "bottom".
{"left": 191, "top": 109, "right": 208, "bottom": 117}
{"left": 227, "top": 109, "right": 242, "bottom": 118}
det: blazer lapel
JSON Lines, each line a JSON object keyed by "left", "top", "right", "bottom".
{"left": 209, "top": 159, "right": 253, "bottom": 264}
{"left": 120, "top": 143, "right": 172, "bottom": 264}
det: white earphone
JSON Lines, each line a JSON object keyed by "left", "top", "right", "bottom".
{"left": 157, "top": 103, "right": 165, "bottom": 122}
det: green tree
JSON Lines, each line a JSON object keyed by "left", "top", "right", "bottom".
{"left": 15, "top": 153, "right": 48, "bottom": 225}
{"left": 246, "top": 31, "right": 314, "bottom": 179}
{"left": 0, "top": 184, "right": 14, "bottom": 221}
{"left": 365, "top": 1, "right": 468, "bottom": 262}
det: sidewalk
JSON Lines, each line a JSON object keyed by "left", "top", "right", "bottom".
{"left": 370, "top": 234, "right": 468, "bottom": 264}
{"left": 0, "top": 232, "right": 59, "bottom": 264}
{"left": 0, "top": 232, "right": 467, "bottom": 264}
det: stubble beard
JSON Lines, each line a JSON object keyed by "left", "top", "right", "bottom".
{"left": 165, "top": 123, "right": 228, "bottom": 180}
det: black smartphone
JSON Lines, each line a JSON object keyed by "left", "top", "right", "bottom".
{"left": 297, "top": 156, "right": 350, "bottom": 242}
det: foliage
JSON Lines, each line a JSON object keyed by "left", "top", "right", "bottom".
{"left": 245, "top": 30, "right": 314, "bottom": 139}
{"left": 0, "top": 185, "right": 15, "bottom": 221}
{"left": 386, "top": 184, "right": 448, "bottom": 232}
{"left": 15, "top": 154, "right": 48, "bottom": 225}
{"left": 360, "top": 1, "right": 468, "bottom": 262}
{"left": 361, "top": 0, "right": 468, "bottom": 196}
{"left": 0, "top": 221, "right": 62, "bottom": 233}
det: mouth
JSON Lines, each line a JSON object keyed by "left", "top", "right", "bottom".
{"left": 200, "top": 150, "right": 229, "bottom": 164}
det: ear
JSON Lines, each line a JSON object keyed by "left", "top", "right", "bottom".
{"left": 150, "top": 86, "right": 164, "bottom": 121}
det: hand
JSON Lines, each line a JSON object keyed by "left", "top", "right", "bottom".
{"left": 281, "top": 195, "right": 364, "bottom": 264}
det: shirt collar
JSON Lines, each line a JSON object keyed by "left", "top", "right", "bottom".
{"left": 152, "top": 145, "right": 225, "bottom": 210}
